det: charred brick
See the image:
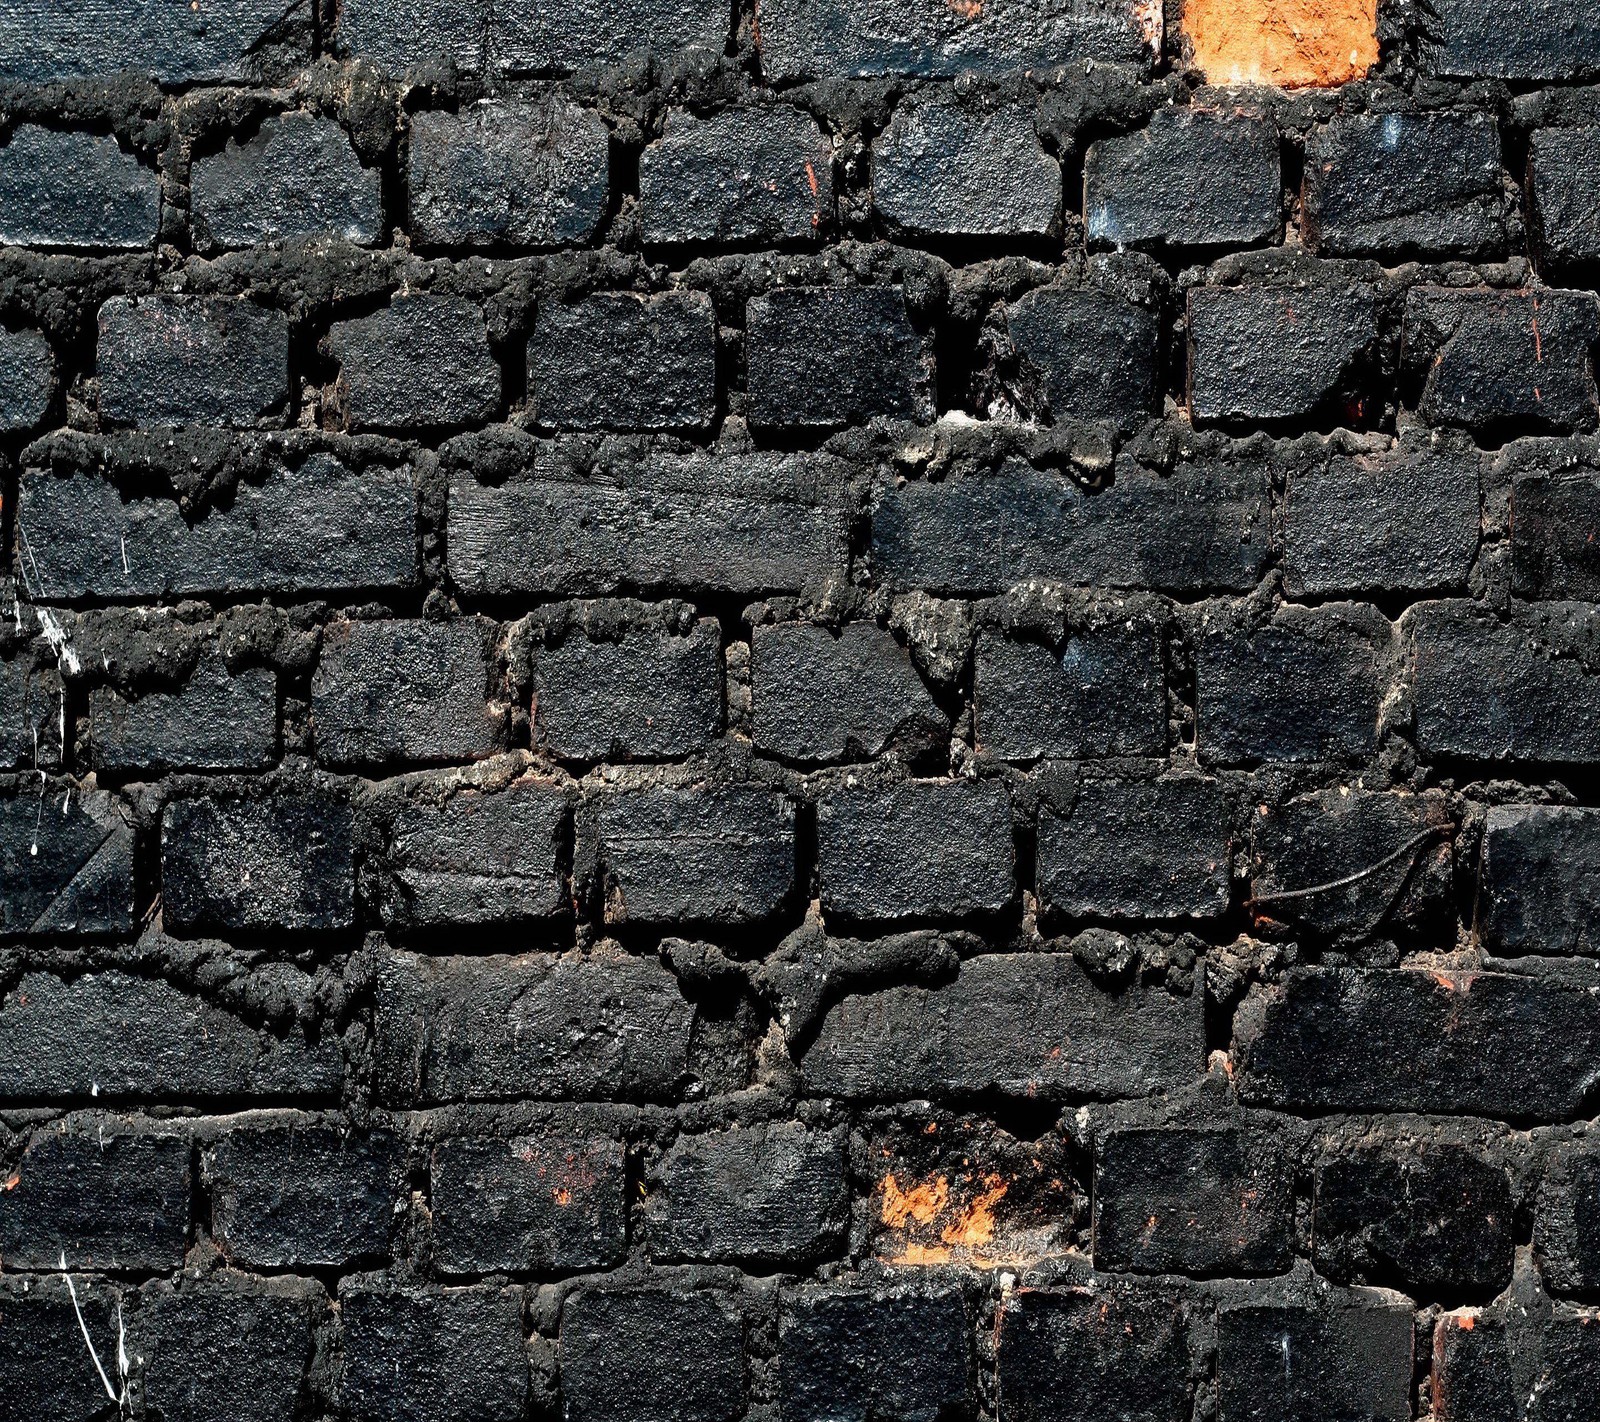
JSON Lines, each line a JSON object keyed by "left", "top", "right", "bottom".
{"left": 595, "top": 784, "right": 796, "bottom": 926}
{"left": 874, "top": 102, "right": 1059, "bottom": 240}
{"left": 430, "top": 1133, "right": 627, "bottom": 1274}
{"left": 1425, "top": 0, "right": 1600, "bottom": 81}
{"left": 1283, "top": 445, "right": 1481, "bottom": 596}
{"left": 532, "top": 620, "right": 722, "bottom": 760}
{"left": 0, "top": 1124, "right": 189, "bottom": 1270}
{"left": 528, "top": 291, "right": 717, "bottom": 432}
{"left": 0, "top": 126, "right": 160, "bottom": 249}
{"left": 1477, "top": 804, "right": 1600, "bottom": 956}
{"left": 562, "top": 1286, "right": 745, "bottom": 1422}
{"left": 1535, "top": 1140, "right": 1600, "bottom": 1297}
{"left": 1235, "top": 967, "right": 1600, "bottom": 1120}
{"left": 312, "top": 618, "right": 499, "bottom": 770}
{"left": 98, "top": 296, "right": 290, "bottom": 428}
{"left": 640, "top": 107, "right": 832, "bottom": 247}
{"left": 804, "top": 952, "right": 1202, "bottom": 1100}
{"left": 0, "top": 1279, "right": 126, "bottom": 1422}
{"left": 648, "top": 1123, "right": 847, "bottom": 1265}
{"left": 372, "top": 948, "right": 693, "bottom": 1105}
{"left": 408, "top": 100, "right": 609, "bottom": 249}
{"left": 1510, "top": 466, "right": 1600, "bottom": 599}
{"left": 746, "top": 285, "right": 927, "bottom": 429}
{"left": 0, "top": 654, "right": 61, "bottom": 770}
{"left": 330, "top": 296, "right": 500, "bottom": 431}
{"left": 161, "top": 792, "right": 356, "bottom": 935}
{"left": 340, "top": 1285, "right": 527, "bottom": 1422}
{"left": 750, "top": 621, "right": 942, "bottom": 763}
{"left": 816, "top": 778, "right": 1013, "bottom": 923}
{"left": 1007, "top": 286, "right": 1159, "bottom": 426}
{"left": 0, "top": 787, "right": 134, "bottom": 937}
{"left": 781, "top": 1285, "right": 972, "bottom": 1422}
{"left": 1188, "top": 282, "right": 1377, "bottom": 426}
{"left": 1085, "top": 109, "right": 1281, "bottom": 251}
{"left": 1530, "top": 128, "right": 1600, "bottom": 270}
{"left": 91, "top": 655, "right": 276, "bottom": 773}
{"left": 1304, "top": 112, "right": 1506, "bottom": 259}
{"left": 1094, "top": 1124, "right": 1292, "bottom": 1276}
{"left": 0, "top": 327, "right": 53, "bottom": 429}
{"left": 192, "top": 113, "right": 381, "bottom": 250}
{"left": 206, "top": 1123, "right": 402, "bottom": 1270}
{"left": 1037, "top": 777, "right": 1232, "bottom": 921}
{"left": 1402, "top": 287, "right": 1600, "bottom": 435}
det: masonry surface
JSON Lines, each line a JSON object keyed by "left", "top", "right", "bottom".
{"left": 3, "top": 0, "right": 1600, "bottom": 1419}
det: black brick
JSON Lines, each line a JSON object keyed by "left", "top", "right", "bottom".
{"left": 1007, "top": 286, "right": 1159, "bottom": 425}
{"left": 0, "top": 126, "right": 160, "bottom": 249}
{"left": 528, "top": 291, "right": 717, "bottom": 431}
{"left": 1037, "top": 777, "right": 1232, "bottom": 921}
{"left": 90, "top": 655, "right": 276, "bottom": 773}
{"left": 0, "top": 653, "right": 61, "bottom": 771}
{"left": 746, "top": 285, "right": 928, "bottom": 429}
{"left": 408, "top": 100, "right": 609, "bottom": 249}
{"left": 0, "top": 787, "right": 135, "bottom": 937}
{"left": 161, "top": 792, "right": 356, "bottom": 935}
{"left": 1535, "top": 1140, "right": 1600, "bottom": 1298}
{"left": 430, "top": 1133, "right": 627, "bottom": 1275}
{"left": 1510, "top": 465, "right": 1600, "bottom": 599}
{"left": 330, "top": 296, "right": 500, "bottom": 431}
{"left": 1425, "top": 0, "right": 1600, "bottom": 81}
{"left": 0, "top": 326, "right": 53, "bottom": 428}
{"left": 1530, "top": 127, "right": 1600, "bottom": 270}
{"left": 0, "top": 1279, "right": 125, "bottom": 1421}
{"left": 1085, "top": 109, "right": 1280, "bottom": 251}
{"left": 1477, "top": 804, "right": 1600, "bottom": 956}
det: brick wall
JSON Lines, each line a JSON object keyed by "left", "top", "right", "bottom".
{"left": 2, "top": 2, "right": 1599, "bottom": 1420}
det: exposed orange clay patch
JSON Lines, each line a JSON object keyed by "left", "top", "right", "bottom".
{"left": 940, "top": 1175, "right": 1008, "bottom": 1248}
{"left": 879, "top": 1171, "right": 1034, "bottom": 1267}
{"left": 1184, "top": 0, "right": 1378, "bottom": 89}
{"left": 2, "top": 1173, "right": 19, "bottom": 1191}
{"left": 880, "top": 1172, "right": 950, "bottom": 1229}
{"left": 552, "top": 1187, "right": 572, "bottom": 1207}
{"left": 947, "top": 0, "right": 984, "bottom": 18}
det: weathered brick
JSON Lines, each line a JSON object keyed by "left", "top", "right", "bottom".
{"left": 1477, "top": 804, "right": 1600, "bottom": 956}
{"left": 0, "top": 326, "right": 53, "bottom": 429}
{"left": 1283, "top": 444, "right": 1481, "bottom": 596}
{"left": 0, "top": 126, "right": 160, "bottom": 249}
{"left": 161, "top": 792, "right": 356, "bottom": 935}
{"left": 804, "top": 952, "right": 1203, "bottom": 1100}
{"left": 329, "top": 295, "right": 500, "bottom": 430}
{"left": 757, "top": 0, "right": 1156, "bottom": 81}
{"left": 998, "top": 1282, "right": 1190, "bottom": 1422}
{"left": 1410, "top": 599, "right": 1600, "bottom": 763}
{"left": 1425, "top": 0, "right": 1600, "bottom": 81}
{"left": 192, "top": 113, "right": 382, "bottom": 250}
{"left": 90, "top": 654, "right": 276, "bottom": 772}
{"left": 1433, "top": 1302, "right": 1600, "bottom": 1422}
{"left": 19, "top": 455, "right": 417, "bottom": 602}
{"left": 1235, "top": 967, "right": 1600, "bottom": 1119}
{"left": 0, "top": 1278, "right": 125, "bottom": 1422}
{"left": 312, "top": 618, "right": 499, "bottom": 770}
{"left": 1037, "top": 777, "right": 1232, "bottom": 921}
{"left": 0, "top": 786, "right": 134, "bottom": 937}
{"left": 0, "top": 969, "right": 341, "bottom": 1102}
{"left": 0, "top": 653, "right": 61, "bottom": 770}
{"left": 874, "top": 102, "right": 1059, "bottom": 239}
{"left": 1535, "top": 1140, "right": 1600, "bottom": 1297}
{"left": 206, "top": 1123, "right": 402, "bottom": 1269}
{"left": 1313, "top": 1139, "right": 1514, "bottom": 1298}
{"left": 1217, "top": 1290, "right": 1414, "bottom": 1422}
{"left": 408, "top": 100, "right": 609, "bottom": 249}
{"left": 563, "top": 1286, "right": 745, "bottom": 1422}
{"left": 782, "top": 1285, "right": 972, "bottom": 1422}
{"left": 341, "top": 1285, "right": 527, "bottom": 1422}
{"left": 874, "top": 458, "right": 1271, "bottom": 595}
{"left": 746, "top": 285, "right": 928, "bottom": 429}
{"left": 751, "top": 621, "right": 942, "bottom": 762}
{"left": 528, "top": 291, "right": 716, "bottom": 431}
{"left": 1530, "top": 127, "right": 1600, "bottom": 270}
{"left": 135, "top": 1283, "right": 317, "bottom": 1422}
{"left": 1510, "top": 465, "right": 1600, "bottom": 599}
{"left": 1007, "top": 286, "right": 1159, "bottom": 425}
{"left": 373, "top": 779, "right": 568, "bottom": 928}
{"left": 1188, "top": 282, "right": 1378, "bottom": 426}
{"left": 595, "top": 784, "right": 796, "bottom": 926}
{"left": 447, "top": 450, "right": 850, "bottom": 597}
{"left": 0, "top": 1122, "right": 189, "bottom": 1270}
{"left": 1094, "top": 1123, "right": 1292, "bottom": 1276}
{"left": 430, "top": 1133, "right": 627, "bottom": 1274}
{"left": 1250, "top": 789, "right": 1454, "bottom": 942}
{"left": 816, "top": 779, "right": 1013, "bottom": 923}
{"left": 0, "top": 0, "right": 303, "bottom": 84}
{"left": 1304, "top": 111, "right": 1506, "bottom": 258}
{"left": 641, "top": 106, "right": 832, "bottom": 246}
{"left": 648, "top": 1123, "right": 847, "bottom": 1265}
{"left": 373, "top": 948, "right": 693, "bottom": 1105}
{"left": 1196, "top": 603, "right": 1387, "bottom": 766}
{"left": 98, "top": 296, "right": 290, "bottom": 428}
{"left": 1402, "top": 287, "right": 1600, "bottom": 435}
{"left": 973, "top": 620, "right": 1163, "bottom": 761}
{"left": 531, "top": 619, "right": 722, "bottom": 760}
{"left": 1085, "top": 109, "right": 1280, "bottom": 251}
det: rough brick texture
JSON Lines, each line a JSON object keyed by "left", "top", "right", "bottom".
{"left": 5, "top": 6, "right": 1595, "bottom": 1416}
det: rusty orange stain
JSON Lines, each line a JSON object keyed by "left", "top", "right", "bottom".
{"left": 2, "top": 1173, "right": 19, "bottom": 1191}
{"left": 804, "top": 161, "right": 819, "bottom": 199}
{"left": 1183, "top": 0, "right": 1378, "bottom": 88}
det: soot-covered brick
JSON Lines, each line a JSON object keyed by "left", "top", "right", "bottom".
{"left": 1510, "top": 463, "right": 1600, "bottom": 599}
{"left": 0, "top": 126, "right": 160, "bottom": 250}
{"left": 1476, "top": 804, "right": 1600, "bottom": 956}
{"left": 1425, "top": 0, "right": 1600, "bottom": 81}
{"left": 1535, "top": 1139, "right": 1600, "bottom": 1297}
{"left": 1005, "top": 286, "right": 1159, "bottom": 426}
{"left": 0, "top": 786, "right": 135, "bottom": 937}
{"left": 1530, "top": 127, "right": 1600, "bottom": 270}
{"left": 91, "top": 654, "right": 277, "bottom": 773}
{"left": 0, "top": 327, "right": 54, "bottom": 430}
{"left": 330, "top": 296, "right": 501, "bottom": 431}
